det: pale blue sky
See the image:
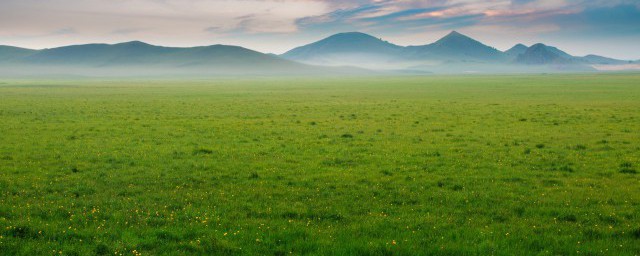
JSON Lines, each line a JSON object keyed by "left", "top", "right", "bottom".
{"left": 1, "top": 0, "right": 638, "bottom": 59}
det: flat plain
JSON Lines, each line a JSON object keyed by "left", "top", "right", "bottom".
{"left": 0, "top": 74, "right": 639, "bottom": 255}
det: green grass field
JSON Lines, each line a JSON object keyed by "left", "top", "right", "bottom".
{"left": 1, "top": 74, "right": 639, "bottom": 255}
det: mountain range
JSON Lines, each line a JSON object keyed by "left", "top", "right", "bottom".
{"left": 0, "top": 42, "right": 329, "bottom": 77}
{"left": 282, "top": 31, "right": 636, "bottom": 73}
{"left": 1, "top": 31, "right": 637, "bottom": 77}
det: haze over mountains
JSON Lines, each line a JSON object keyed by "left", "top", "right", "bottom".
{"left": 0, "top": 42, "right": 331, "bottom": 77}
{"left": 283, "top": 31, "right": 637, "bottom": 73}
{"left": 1, "top": 31, "right": 637, "bottom": 77}
{"left": 404, "top": 31, "right": 506, "bottom": 62}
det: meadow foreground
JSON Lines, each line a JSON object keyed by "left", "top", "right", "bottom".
{"left": 1, "top": 74, "right": 639, "bottom": 255}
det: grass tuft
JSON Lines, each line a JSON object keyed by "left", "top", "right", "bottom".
{"left": 193, "top": 148, "right": 214, "bottom": 155}
{"left": 558, "top": 214, "right": 578, "bottom": 222}
{"left": 620, "top": 162, "right": 637, "bottom": 174}
{"left": 632, "top": 228, "right": 640, "bottom": 239}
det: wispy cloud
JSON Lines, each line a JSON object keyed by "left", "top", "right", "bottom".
{"left": 51, "top": 28, "right": 77, "bottom": 35}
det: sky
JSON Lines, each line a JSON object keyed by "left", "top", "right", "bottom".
{"left": 0, "top": 0, "right": 639, "bottom": 59}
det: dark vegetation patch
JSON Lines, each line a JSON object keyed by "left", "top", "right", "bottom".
{"left": 571, "top": 144, "right": 587, "bottom": 150}
{"left": 281, "top": 211, "right": 344, "bottom": 222}
{"left": 436, "top": 179, "right": 463, "bottom": 191}
{"left": 583, "top": 229, "right": 603, "bottom": 239}
{"left": 390, "top": 199, "right": 419, "bottom": 206}
{"left": 154, "top": 230, "right": 181, "bottom": 241}
{"left": 548, "top": 163, "right": 574, "bottom": 173}
{"left": 95, "top": 244, "right": 111, "bottom": 255}
{"left": 632, "top": 228, "right": 640, "bottom": 239}
{"left": 4, "top": 225, "right": 40, "bottom": 239}
{"left": 193, "top": 148, "right": 214, "bottom": 155}
{"left": 599, "top": 215, "right": 620, "bottom": 225}
{"left": 558, "top": 165, "right": 574, "bottom": 173}
{"left": 513, "top": 207, "right": 526, "bottom": 217}
{"left": 619, "top": 162, "right": 637, "bottom": 174}
{"left": 340, "top": 133, "right": 354, "bottom": 139}
{"left": 70, "top": 186, "right": 96, "bottom": 197}
{"left": 558, "top": 214, "right": 578, "bottom": 222}
{"left": 620, "top": 169, "right": 637, "bottom": 174}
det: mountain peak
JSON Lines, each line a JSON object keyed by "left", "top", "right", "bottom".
{"left": 325, "top": 32, "right": 384, "bottom": 42}
{"left": 433, "top": 31, "right": 479, "bottom": 46}
{"left": 281, "top": 31, "right": 402, "bottom": 62}
{"left": 405, "top": 31, "right": 505, "bottom": 62}
{"left": 116, "top": 41, "right": 153, "bottom": 47}
{"left": 440, "top": 31, "right": 468, "bottom": 40}
{"left": 505, "top": 44, "right": 529, "bottom": 56}
{"left": 314, "top": 31, "right": 398, "bottom": 47}
{"left": 516, "top": 43, "right": 577, "bottom": 65}
{"left": 530, "top": 43, "right": 547, "bottom": 49}
{"left": 509, "top": 43, "right": 528, "bottom": 50}
{"left": 530, "top": 43, "right": 573, "bottom": 58}
{"left": 333, "top": 32, "right": 372, "bottom": 37}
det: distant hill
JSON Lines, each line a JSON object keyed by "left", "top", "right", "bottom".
{"left": 21, "top": 41, "right": 302, "bottom": 69}
{"left": 515, "top": 43, "right": 575, "bottom": 65}
{"left": 404, "top": 31, "right": 506, "bottom": 62}
{"left": 20, "top": 41, "right": 166, "bottom": 66}
{"left": 281, "top": 31, "right": 509, "bottom": 70}
{"left": 580, "top": 55, "right": 628, "bottom": 65}
{"left": 505, "top": 44, "right": 528, "bottom": 59}
{"left": 279, "top": 31, "right": 635, "bottom": 73}
{"left": 0, "top": 41, "right": 351, "bottom": 77}
{"left": 1, "top": 31, "right": 637, "bottom": 76}
{"left": 0, "top": 46, "right": 37, "bottom": 61}
{"left": 281, "top": 32, "right": 404, "bottom": 68}
{"left": 510, "top": 44, "right": 629, "bottom": 68}
{"left": 513, "top": 43, "right": 596, "bottom": 71}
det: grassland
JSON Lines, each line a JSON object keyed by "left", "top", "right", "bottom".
{"left": 0, "top": 74, "right": 639, "bottom": 255}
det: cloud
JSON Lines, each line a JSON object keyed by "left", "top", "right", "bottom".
{"left": 51, "top": 28, "right": 77, "bottom": 35}
{"left": 204, "top": 26, "right": 224, "bottom": 34}
{"left": 0, "top": 0, "right": 329, "bottom": 37}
